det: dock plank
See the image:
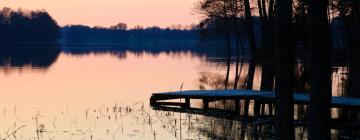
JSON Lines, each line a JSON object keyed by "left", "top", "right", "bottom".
{"left": 151, "top": 90, "right": 360, "bottom": 109}
{"left": 152, "top": 89, "right": 273, "bottom": 99}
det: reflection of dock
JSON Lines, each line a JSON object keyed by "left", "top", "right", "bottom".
{"left": 150, "top": 90, "right": 360, "bottom": 113}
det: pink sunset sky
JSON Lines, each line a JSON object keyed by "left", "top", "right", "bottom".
{"left": 1, "top": 0, "right": 200, "bottom": 28}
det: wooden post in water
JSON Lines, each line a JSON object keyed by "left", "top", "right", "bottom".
{"left": 183, "top": 98, "right": 190, "bottom": 109}
{"left": 235, "top": 99, "right": 240, "bottom": 114}
{"left": 203, "top": 99, "right": 209, "bottom": 109}
{"left": 244, "top": 98, "right": 250, "bottom": 117}
{"left": 254, "top": 101, "right": 261, "bottom": 116}
{"left": 150, "top": 96, "right": 158, "bottom": 107}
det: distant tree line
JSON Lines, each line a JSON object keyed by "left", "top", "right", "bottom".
{"left": 61, "top": 24, "right": 200, "bottom": 47}
{"left": 0, "top": 7, "right": 60, "bottom": 45}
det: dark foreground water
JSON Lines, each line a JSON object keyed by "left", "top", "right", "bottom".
{"left": 0, "top": 47, "right": 358, "bottom": 140}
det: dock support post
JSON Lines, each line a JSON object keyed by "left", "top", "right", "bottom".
{"left": 150, "top": 96, "right": 158, "bottom": 107}
{"left": 341, "top": 109, "right": 349, "bottom": 121}
{"left": 244, "top": 98, "right": 250, "bottom": 117}
{"left": 254, "top": 101, "right": 261, "bottom": 116}
{"left": 235, "top": 99, "right": 240, "bottom": 114}
{"left": 183, "top": 98, "right": 190, "bottom": 109}
{"left": 203, "top": 99, "right": 209, "bottom": 109}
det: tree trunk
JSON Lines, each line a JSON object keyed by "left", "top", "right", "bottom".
{"left": 260, "top": 0, "right": 275, "bottom": 91}
{"left": 274, "top": 0, "right": 294, "bottom": 139}
{"left": 224, "top": 27, "right": 231, "bottom": 90}
{"left": 244, "top": 0, "right": 257, "bottom": 90}
{"left": 233, "top": 0, "right": 241, "bottom": 89}
{"left": 234, "top": 34, "right": 241, "bottom": 89}
{"left": 223, "top": 1, "right": 231, "bottom": 90}
{"left": 347, "top": 0, "right": 360, "bottom": 122}
{"left": 246, "top": 61, "right": 256, "bottom": 90}
{"left": 307, "top": 0, "right": 332, "bottom": 139}
{"left": 236, "top": 30, "right": 246, "bottom": 89}
{"left": 349, "top": 0, "right": 360, "bottom": 97}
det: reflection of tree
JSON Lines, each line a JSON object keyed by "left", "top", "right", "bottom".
{"left": 198, "top": 71, "right": 248, "bottom": 90}
{"left": 198, "top": 71, "right": 229, "bottom": 90}
{"left": 0, "top": 7, "right": 61, "bottom": 71}
{"left": 61, "top": 46, "right": 231, "bottom": 62}
{"left": 61, "top": 48, "right": 128, "bottom": 59}
{"left": 0, "top": 46, "right": 60, "bottom": 69}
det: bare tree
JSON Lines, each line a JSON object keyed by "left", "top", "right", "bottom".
{"left": 195, "top": 0, "right": 237, "bottom": 89}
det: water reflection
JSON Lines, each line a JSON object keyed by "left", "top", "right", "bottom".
{"left": 0, "top": 47, "right": 358, "bottom": 140}
{"left": 61, "top": 46, "right": 236, "bottom": 64}
{"left": 0, "top": 46, "right": 60, "bottom": 73}
{"left": 0, "top": 49, "right": 233, "bottom": 140}
{"left": 0, "top": 46, "right": 232, "bottom": 72}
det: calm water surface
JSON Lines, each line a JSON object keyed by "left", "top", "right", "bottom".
{"left": 0, "top": 48, "right": 356, "bottom": 140}
{"left": 0, "top": 49, "right": 243, "bottom": 140}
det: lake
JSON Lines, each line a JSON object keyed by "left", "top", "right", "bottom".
{"left": 0, "top": 47, "right": 357, "bottom": 140}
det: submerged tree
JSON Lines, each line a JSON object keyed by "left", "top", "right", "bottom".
{"left": 195, "top": 0, "right": 259, "bottom": 90}
{"left": 195, "top": 0, "right": 235, "bottom": 89}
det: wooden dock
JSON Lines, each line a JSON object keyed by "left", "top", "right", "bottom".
{"left": 150, "top": 89, "right": 360, "bottom": 111}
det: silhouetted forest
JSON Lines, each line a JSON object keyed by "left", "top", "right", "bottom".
{"left": 0, "top": 7, "right": 61, "bottom": 69}
{"left": 195, "top": 0, "right": 359, "bottom": 139}
{"left": 61, "top": 24, "right": 200, "bottom": 47}
{"left": 0, "top": 7, "right": 60, "bottom": 45}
